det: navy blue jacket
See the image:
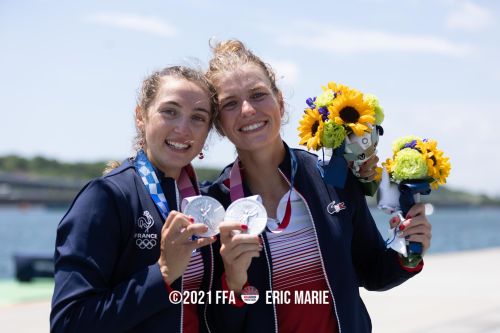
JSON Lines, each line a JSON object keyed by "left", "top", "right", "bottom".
{"left": 50, "top": 160, "right": 214, "bottom": 333}
{"left": 203, "top": 146, "right": 422, "bottom": 333}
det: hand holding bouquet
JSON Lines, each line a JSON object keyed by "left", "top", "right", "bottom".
{"left": 378, "top": 136, "right": 451, "bottom": 265}
{"left": 298, "top": 82, "right": 384, "bottom": 195}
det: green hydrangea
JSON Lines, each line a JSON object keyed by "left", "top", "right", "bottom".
{"left": 392, "top": 135, "right": 420, "bottom": 153}
{"left": 391, "top": 148, "right": 428, "bottom": 182}
{"left": 321, "top": 121, "right": 346, "bottom": 149}
{"left": 363, "top": 94, "right": 384, "bottom": 125}
{"left": 315, "top": 89, "right": 335, "bottom": 108}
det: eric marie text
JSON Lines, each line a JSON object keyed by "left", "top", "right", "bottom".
{"left": 265, "top": 290, "right": 330, "bottom": 305}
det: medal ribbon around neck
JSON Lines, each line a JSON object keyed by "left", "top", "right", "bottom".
{"left": 229, "top": 147, "right": 298, "bottom": 233}
{"left": 135, "top": 149, "right": 199, "bottom": 220}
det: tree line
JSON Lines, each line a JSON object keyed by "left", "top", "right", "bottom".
{"left": 0, "top": 155, "right": 220, "bottom": 182}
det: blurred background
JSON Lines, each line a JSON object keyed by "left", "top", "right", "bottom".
{"left": 1, "top": 0, "right": 499, "bottom": 332}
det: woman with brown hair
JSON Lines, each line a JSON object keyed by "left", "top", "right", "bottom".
{"left": 203, "top": 40, "right": 431, "bottom": 333}
{"left": 51, "top": 66, "right": 218, "bottom": 332}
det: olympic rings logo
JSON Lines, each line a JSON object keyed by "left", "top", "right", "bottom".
{"left": 135, "top": 238, "right": 157, "bottom": 250}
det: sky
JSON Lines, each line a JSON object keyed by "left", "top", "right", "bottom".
{"left": 1, "top": 0, "right": 499, "bottom": 195}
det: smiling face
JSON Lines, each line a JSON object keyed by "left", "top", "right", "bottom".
{"left": 136, "top": 76, "right": 211, "bottom": 178}
{"left": 215, "top": 63, "right": 284, "bottom": 153}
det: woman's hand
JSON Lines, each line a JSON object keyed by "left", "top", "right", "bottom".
{"left": 219, "top": 221, "right": 262, "bottom": 293}
{"left": 157, "top": 211, "right": 216, "bottom": 285}
{"left": 350, "top": 154, "right": 380, "bottom": 181}
{"left": 389, "top": 203, "right": 432, "bottom": 254}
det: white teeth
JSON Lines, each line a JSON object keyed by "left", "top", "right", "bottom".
{"left": 166, "top": 141, "right": 189, "bottom": 149}
{"left": 241, "top": 122, "right": 265, "bottom": 132}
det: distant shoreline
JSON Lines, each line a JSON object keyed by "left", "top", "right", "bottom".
{"left": 1, "top": 201, "right": 500, "bottom": 210}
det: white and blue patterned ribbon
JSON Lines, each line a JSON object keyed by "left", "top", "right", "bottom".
{"left": 134, "top": 150, "right": 170, "bottom": 220}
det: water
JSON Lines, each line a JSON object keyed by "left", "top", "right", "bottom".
{"left": 0, "top": 206, "right": 499, "bottom": 278}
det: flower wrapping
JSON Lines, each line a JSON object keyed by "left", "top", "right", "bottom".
{"left": 298, "top": 82, "right": 384, "bottom": 195}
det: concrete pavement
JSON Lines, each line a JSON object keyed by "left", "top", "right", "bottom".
{"left": 1, "top": 247, "right": 499, "bottom": 332}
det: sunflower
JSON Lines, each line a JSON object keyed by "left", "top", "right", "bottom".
{"left": 416, "top": 139, "right": 451, "bottom": 189}
{"left": 326, "top": 81, "right": 357, "bottom": 97}
{"left": 298, "top": 108, "right": 325, "bottom": 150}
{"left": 327, "top": 89, "right": 375, "bottom": 136}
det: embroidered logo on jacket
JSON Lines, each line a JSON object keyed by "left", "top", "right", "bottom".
{"left": 135, "top": 210, "right": 158, "bottom": 250}
{"left": 327, "top": 201, "right": 346, "bottom": 215}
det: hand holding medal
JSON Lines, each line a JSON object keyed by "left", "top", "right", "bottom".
{"left": 216, "top": 197, "right": 266, "bottom": 293}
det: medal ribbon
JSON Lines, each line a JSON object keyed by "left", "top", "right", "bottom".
{"left": 229, "top": 147, "right": 298, "bottom": 233}
{"left": 135, "top": 149, "right": 199, "bottom": 220}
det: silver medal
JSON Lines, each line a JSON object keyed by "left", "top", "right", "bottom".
{"left": 224, "top": 197, "right": 267, "bottom": 235}
{"left": 183, "top": 196, "right": 225, "bottom": 237}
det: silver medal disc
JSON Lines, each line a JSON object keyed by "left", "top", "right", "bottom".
{"left": 224, "top": 197, "right": 268, "bottom": 235}
{"left": 183, "top": 196, "right": 225, "bottom": 237}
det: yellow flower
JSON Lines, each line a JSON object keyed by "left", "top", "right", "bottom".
{"left": 326, "top": 82, "right": 357, "bottom": 96}
{"left": 327, "top": 89, "right": 375, "bottom": 136}
{"left": 298, "top": 108, "right": 324, "bottom": 150}
{"left": 416, "top": 139, "right": 451, "bottom": 189}
{"left": 374, "top": 166, "right": 383, "bottom": 182}
{"left": 382, "top": 158, "right": 395, "bottom": 174}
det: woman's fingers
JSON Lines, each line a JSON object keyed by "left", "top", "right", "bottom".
{"left": 188, "top": 236, "right": 217, "bottom": 251}
{"left": 399, "top": 215, "right": 431, "bottom": 232}
{"left": 398, "top": 215, "right": 432, "bottom": 253}
{"left": 406, "top": 203, "right": 426, "bottom": 219}
{"left": 219, "top": 221, "right": 246, "bottom": 240}
{"left": 399, "top": 223, "right": 430, "bottom": 237}
{"left": 357, "top": 155, "right": 380, "bottom": 180}
{"left": 221, "top": 242, "right": 262, "bottom": 261}
{"left": 173, "top": 223, "right": 209, "bottom": 243}
{"left": 389, "top": 215, "right": 401, "bottom": 229}
{"left": 219, "top": 221, "right": 260, "bottom": 248}
{"left": 233, "top": 250, "right": 261, "bottom": 263}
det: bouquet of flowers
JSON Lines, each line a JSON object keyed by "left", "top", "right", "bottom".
{"left": 297, "top": 82, "right": 384, "bottom": 195}
{"left": 378, "top": 136, "right": 451, "bottom": 265}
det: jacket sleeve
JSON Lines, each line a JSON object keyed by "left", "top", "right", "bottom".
{"left": 348, "top": 175, "right": 422, "bottom": 291}
{"left": 50, "top": 179, "right": 176, "bottom": 332}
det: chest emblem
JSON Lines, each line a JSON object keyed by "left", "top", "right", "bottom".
{"left": 135, "top": 210, "right": 158, "bottom": 250}
{"left": 137, "top": 210, "right": 154, "bottom": 232}
{"left": 327, "top": 201, "right": 346, "bottom": 215}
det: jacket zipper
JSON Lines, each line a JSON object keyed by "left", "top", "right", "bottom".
{"left": 179, "top": 275, "right": 184, "bottom": 333}
{"left": 176, "top": 184, "right": 185, "bottom": 333}
{"left": 203, "top": 244, "right": 214, "bottom": 333}
{"left": 278, "top": 169, "right": 343, "bottom": 333}
{"left": 261, "top": 232, "right": 279, "bottom": 333}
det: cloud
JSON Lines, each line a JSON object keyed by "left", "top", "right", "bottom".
{"left": 268, "top": 60, "right": 300, "bottom": 85}
{"left": 271, "top": 23, "right": 471, "bottom": 56}
{"left": 86, "top": 12, "right": 178, "bottom": 37}
{"left": 446, "top": 1, "right": 494, "bottom": 31}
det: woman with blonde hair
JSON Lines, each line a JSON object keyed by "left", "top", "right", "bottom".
{"left": 203, "top": 40, "right": 431, "bottom": 332}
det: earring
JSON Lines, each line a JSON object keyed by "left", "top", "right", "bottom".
{"left": 198, "top": 144, "right": 208, "bottom": 159}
